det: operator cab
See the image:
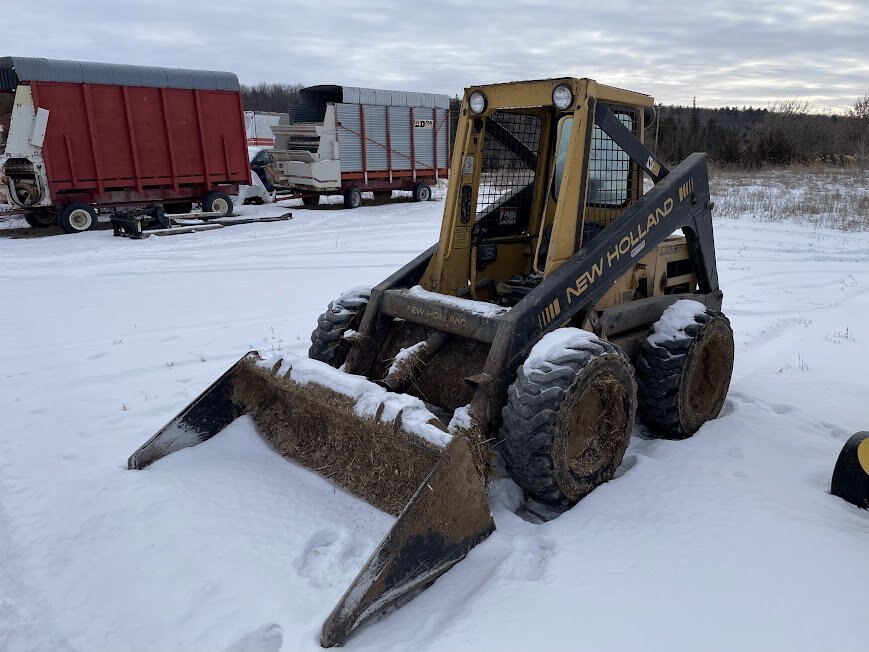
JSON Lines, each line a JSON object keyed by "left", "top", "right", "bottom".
{"left": 461, "top": 83, "right": 646, "bottom": 304}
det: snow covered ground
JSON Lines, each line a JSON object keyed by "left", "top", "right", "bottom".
{"left": 1, "top": 188, "right": 868, "bottom": 651}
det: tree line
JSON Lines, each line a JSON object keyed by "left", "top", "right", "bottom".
{"left": 240, "top": 83, "right": 304, "bottom": 113}
{"left": 243, "top": 84, "right": 869, "bottom": 168}
{"left": 648, "top": 95, "right": 869, "bottom": 168}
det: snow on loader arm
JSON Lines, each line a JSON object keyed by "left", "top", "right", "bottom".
{"left": 128, "top": 352, "right": 495, "bottom": 647}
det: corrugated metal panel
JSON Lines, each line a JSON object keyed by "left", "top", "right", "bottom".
{"left": 363, "top": 105, "right": 388, "bottom": 172}
{"left": 300, "top": 84, "right": 449, "bottom": 110}
{"left": 389, "top": 106, "right": 412, "bottom": 171}
{"left": 437, "top": 108, "right": 450, "bottom": 169}
{"left": 0, "top": 56, "right": 239, "bottom": 91}
{"left": 336, "top": 103, "right": 363, "bottom": 173}
{"left": 414, "top": 107, "right": 437, "bottom": 171}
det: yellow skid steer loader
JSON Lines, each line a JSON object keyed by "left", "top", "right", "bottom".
{"left": 129, "top": 78, "right": 735, "bottom": 647}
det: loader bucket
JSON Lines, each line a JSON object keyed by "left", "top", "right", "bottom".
{"left": 128, "top": 352, "right": 495, "bottom": 647}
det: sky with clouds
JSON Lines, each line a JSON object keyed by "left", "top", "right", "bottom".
{"left": 5, "top": 0, "right": 868, "bottom": 112}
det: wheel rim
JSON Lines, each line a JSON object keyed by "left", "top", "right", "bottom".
{"left": 351, "top": 192, "right": 361, "bottom": 208}
{"left": 553, "top": 356, "right": 634, "bottom": 501}
{"left": 68, "top": 209, "right": 93, "bottom": 230}
{"left": 679, "top": 319, "right": 734, "bottom": 433}
{"left": 212, "top": 198, "right": 229, "bottom": 214}
{"left": 421, "top": 187, "right": 430, "bottom": 200}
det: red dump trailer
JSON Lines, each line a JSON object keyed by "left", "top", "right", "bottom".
{"left": 0, "top": 57, "right": 250, "bottom": 233}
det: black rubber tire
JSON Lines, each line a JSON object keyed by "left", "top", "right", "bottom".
{"left": 163, "top": 202, "right": 193, "bottom": 215}
{"left": 24, "top": 211, "right": 56, "bottom": 228}
{"left": 308, "top": 288, "right": 371, "bottom": 367}
{"left": 202, "top": 191, "right": 234, "bottom": 217}
{"left": 343, "top": 187, "right": 362, "bottom": 209}
{"left": 301, "top": 195, "right": 320, "bottom": 207}
{"left": 373, "top": 191, "right": 392, "bottom": 200}
{"left": 636, "top": 307, "right": 734, "bottom": 439}
{"left": 412, "top": 182, "right": 431, "bottom": 202}
{"left": 500, "top": 331, "right": 637, "bottom": 506}
{"left": 58, "top": 203, "right": 98, "bottom": 234}
{"left": 831, "top": 432, "right": 869, "bottom": 509}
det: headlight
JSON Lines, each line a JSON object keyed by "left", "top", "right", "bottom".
{"left": 552, "top": 84, "right": 574, "bottom": 110}
{"left": 468, "top": 91, "right": 487, "bottom": 115}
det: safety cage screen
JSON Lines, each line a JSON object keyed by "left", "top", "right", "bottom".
{"left": 586, "top": 104, "right": 640, "bottom": 224}
{"left": 475, "top": 110, "right": 542, "bottom": 235}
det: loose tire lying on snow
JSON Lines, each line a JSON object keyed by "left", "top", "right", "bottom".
{"left": 831, "top": 431, "right": 869, "bottom": 509}
{"left": 636, "top": 300, "right": 734, "bottom": 439}
{"left": 308, "top": 287, "right": 372, "bottom": 368}
{"left": 500, "top": 329, "right": 637, "bottom": 506}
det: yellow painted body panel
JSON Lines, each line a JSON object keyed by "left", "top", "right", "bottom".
{"left": 421, "top": 77, "right": 684, "bottom": 308}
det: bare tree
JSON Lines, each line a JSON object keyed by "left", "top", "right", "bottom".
{"left": 851, "top": 92, "right": 869, "bottom": 120}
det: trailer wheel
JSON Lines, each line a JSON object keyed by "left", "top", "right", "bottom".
{"left": 24, "top": 210, "right": 57, "bottom": 229}
{"left": 344, "top": 187, "right": 363, "bottom": 209}
{"left": 202, "top": 191, "right": 234, "bottom": 217}
{"left": 163, "top": 202, "right": 193, "bottom": 215}
{"left": 412, "top": 183, "right": 432, "bottom": 202}
{"left": 500, "top": 330, "right": 637, "bottom": 506}
{"left": 58, "top": 203, "right": 98, "bottom": 234}
{"left": 373, "top": 191, "right": 392, "bottom": 201}
{"left": 636, "top": 305, "right": 734, "bottom": 439}
{"left": 309, "top": 287, "right": 371, "bottom": 367}
{"left": 301, "top": 195, "right": 320, "bottom": 207}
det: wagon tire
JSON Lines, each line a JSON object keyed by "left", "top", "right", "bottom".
{"left": 301, "top": 195, "right": 320, "bottom": 207}
{"left": 343, "top": 187, "right": 363, "bottom": 209}
{"left": 202, "top": 191, "right": 234, "bottom": 217}
{"left": 24, "top": 210, "right": 57, "bottom": 228}
{"left": 412, "top": 182, "right": 431, "bottom": 202}
{"left": 58, "top": 203, "right": 98, "bottom": 234}
{"left": 163, "top": 202, "right": 194, "bottom": 215}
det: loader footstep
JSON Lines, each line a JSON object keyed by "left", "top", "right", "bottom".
{"left": 224, "top": 623, "right": 283, "bottom": 652}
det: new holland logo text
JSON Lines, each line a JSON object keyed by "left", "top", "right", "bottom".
{"left": 565, "top": 197, "right": 673, "bottom": 304}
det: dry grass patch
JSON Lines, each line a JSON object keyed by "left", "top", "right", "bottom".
{"left": 710, "top": 165, "right": 869, "bottom": 231}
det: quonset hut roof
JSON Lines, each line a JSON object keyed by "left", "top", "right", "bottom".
{"left": 299, "top": 85, "right": 450, "bottom": 110}
{"left": 0, "top": 57, "right": 240, "bottom": 92}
